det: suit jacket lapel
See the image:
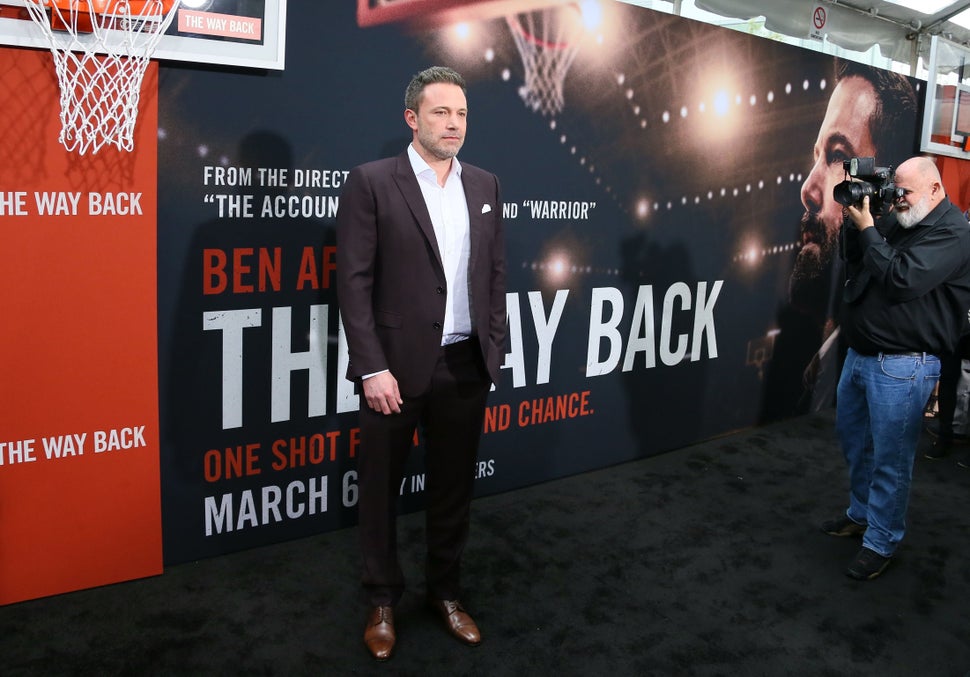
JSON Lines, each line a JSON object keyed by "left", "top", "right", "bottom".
{"left": 463, "top": 171, "right": 484, "bottom": 276}
{"left": 392, "top": 152, "right": 444, "bottom": 272}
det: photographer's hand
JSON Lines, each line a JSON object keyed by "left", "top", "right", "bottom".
{"left": 846, "top": 196, "right": 875, "bottom": 232}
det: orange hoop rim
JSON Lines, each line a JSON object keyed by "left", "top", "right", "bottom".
{"left": 44, "top": 0, "right": 177, "bottom": 14}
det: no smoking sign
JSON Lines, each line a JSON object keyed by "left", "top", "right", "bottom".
{"left": 809, "top": 5, "right": 827, "bottom": 41}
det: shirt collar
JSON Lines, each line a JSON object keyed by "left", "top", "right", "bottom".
{"left": 923, "top": 196, "right": 952, "bottom": 225}
{"left": 407, "top": 143, "right": 462, "bottom": 181}
{"left": 901, "top": 196, "right": 952, "bottom": 230}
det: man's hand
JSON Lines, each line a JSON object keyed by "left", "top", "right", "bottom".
{"left": 362, "top": 371, "right": 403, "bottom": 414}
{"left": 846, "top": 195, "right": 875, "bottom": 232}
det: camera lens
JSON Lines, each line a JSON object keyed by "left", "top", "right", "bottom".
{"left": 834, "top": 180, "right": 873, "bottom": 207}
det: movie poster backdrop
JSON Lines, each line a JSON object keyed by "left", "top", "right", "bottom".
{"left": 156, "top": 2, "right": 922, "bottom": 563}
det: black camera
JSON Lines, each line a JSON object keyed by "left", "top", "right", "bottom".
{"left": 833, "top": 157, "right": 903, "bottom": 210}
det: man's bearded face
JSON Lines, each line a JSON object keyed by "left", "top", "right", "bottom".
{"left": 794, "top": 76, "right": 879, "bottom": 308}
{"left": 895, "top": 193, "right": 931, "bottom": 229}
{"left": 790, "top": 210, "right": 839, "bottom": 309}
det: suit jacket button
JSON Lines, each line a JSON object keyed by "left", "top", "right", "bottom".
{"left": 436, "top": 286, "right": 444, "bottom": 294}
{"left": 433, "top": 322, "right": 442, "bottom": 329}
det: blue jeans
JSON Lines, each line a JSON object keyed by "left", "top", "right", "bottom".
{"left": 835, "top": 348, "right": 940, "bottom": 557}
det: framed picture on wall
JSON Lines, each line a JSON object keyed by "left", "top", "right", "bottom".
{"left": 0, "top": 0, "right": 286, "bottom": 70}
{"left": 921, "top": 35, "right": 970, "bottom": 160}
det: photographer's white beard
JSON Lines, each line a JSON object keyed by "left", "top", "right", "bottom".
{"left": 896, "top": 195, "right": 930, "bottom": 229}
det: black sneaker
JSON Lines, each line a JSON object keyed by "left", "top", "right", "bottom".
{"left": 846, "top": 546, "right": 891, "bottom": 580}
{"left": 821, "top": 515, "right": 867, "bottom": 537}
{"left": 925, "top": 438, "right": 952, "bottom": 460}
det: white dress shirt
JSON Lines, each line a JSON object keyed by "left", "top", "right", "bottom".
{"left": 407, "top": 143, "right": 472, "bottom": 345}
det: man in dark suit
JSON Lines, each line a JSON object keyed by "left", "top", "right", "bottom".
{"left": 336, "top": 66, "right": 506, "bottom": 661}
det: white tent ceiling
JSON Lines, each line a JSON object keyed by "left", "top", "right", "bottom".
{"left": 694, "top": 0, "right": 970, "bottom": 67}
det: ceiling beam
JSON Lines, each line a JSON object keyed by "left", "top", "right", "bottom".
{"left": 925, "top": 1, "right": 970, "bottom": 34}
{"left": 825, "top": 0, "right": 923, "bottom": 31}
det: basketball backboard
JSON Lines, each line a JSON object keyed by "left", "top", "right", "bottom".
{"left": 0, "top": 0, "right": 286, "bottom": 69}
{"left": 356, "top": 0, "right": 596, "bottom": 118}
{"left": 356, "top": 0, "right": 569, "bottom": 28}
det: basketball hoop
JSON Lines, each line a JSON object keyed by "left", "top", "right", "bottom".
{"left": 506, "top": 4, "right": 587, "bottom": 117}
{"left": 21, "top": 0, "right": 181, "bottom": 154}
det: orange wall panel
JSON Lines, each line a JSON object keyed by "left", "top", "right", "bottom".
{"left": 0, "top": 46, "right": 163, "bottom": 605}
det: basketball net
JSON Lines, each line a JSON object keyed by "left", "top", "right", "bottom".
{"left": 506, "top": 5, "right": 585, "bottom": 117}
{"left": 22, "top": 0, "right": 181, "bottom": 154}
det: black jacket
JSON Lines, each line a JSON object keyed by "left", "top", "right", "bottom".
{"left": 841, "top": 197, "right": 970, "bottom": 356}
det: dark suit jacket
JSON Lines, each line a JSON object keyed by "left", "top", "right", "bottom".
{"left": 336, "top": 150, "right": 506, "bottom": 397}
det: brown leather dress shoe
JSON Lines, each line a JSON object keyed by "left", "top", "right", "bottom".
{"left": 363, "top": 606, "right": 395, "bottom": 661}
{"left": 429, "top": 598, "right": 481, "bottom": 646}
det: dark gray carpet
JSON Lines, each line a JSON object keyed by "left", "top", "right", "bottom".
{"left": 2, "top": 409, "right": 969, "bottom": 676}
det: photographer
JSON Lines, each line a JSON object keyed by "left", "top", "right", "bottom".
{"left": 821, "top": 156, "right": 970, "bottom": 580}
